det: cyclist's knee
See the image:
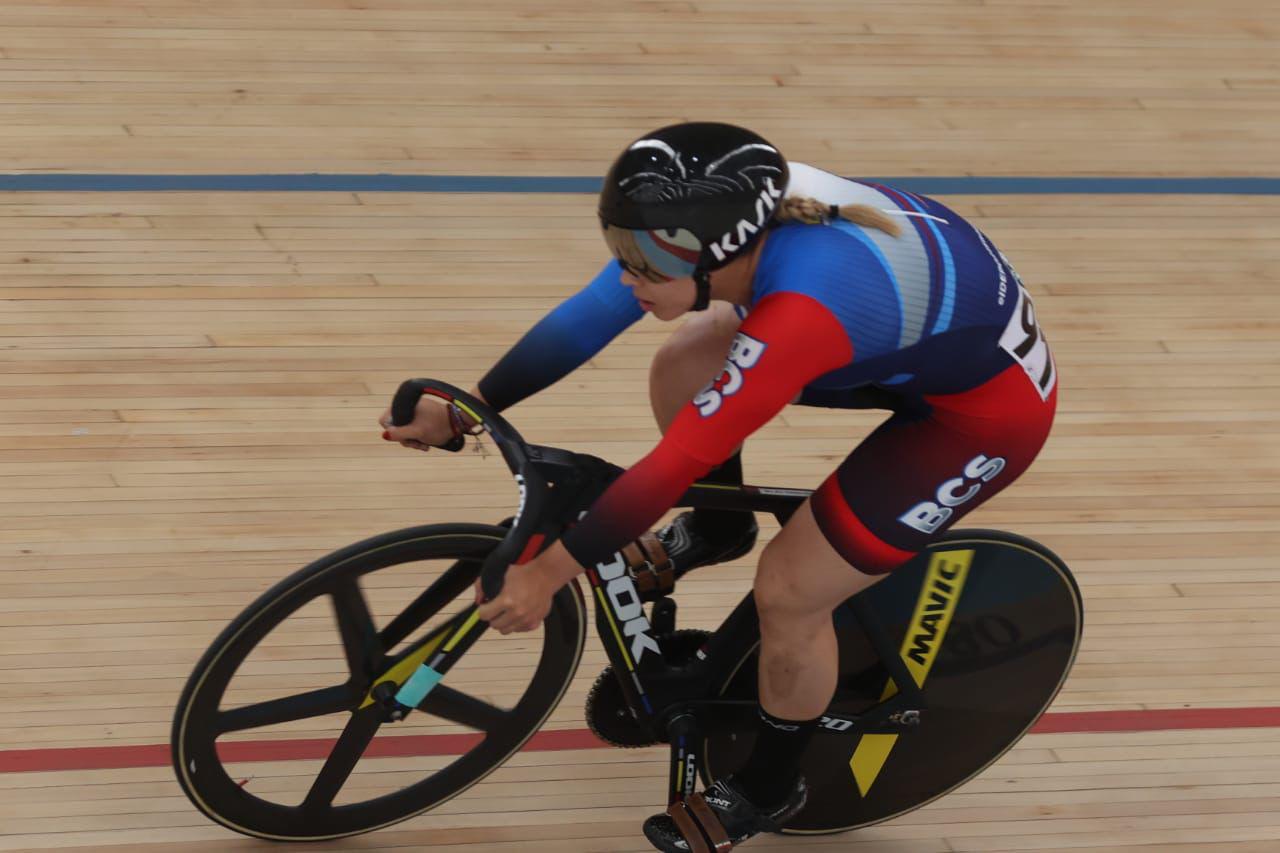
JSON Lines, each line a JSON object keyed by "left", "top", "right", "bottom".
{"left": 754, "top": 539, "right": 824, "bottom": 630}
{"left": 649, "top": 302, "right": 741, "bottom": 430}
{"left": 650, "top": 302, "right": 740, "bottom": 383}
{"left": 755, "top": 502, "right": 889, "bottom": 635}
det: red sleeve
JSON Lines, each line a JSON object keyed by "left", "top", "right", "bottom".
{"left": 560, "top": 292, "right": 852, "bottom": 569}
{"left": 667, "top": 291, "right": 854, "bottom": 463}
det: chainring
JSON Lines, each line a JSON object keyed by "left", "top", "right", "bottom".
{"left": 585, "top": 629, "right": 712, "bottom": 748}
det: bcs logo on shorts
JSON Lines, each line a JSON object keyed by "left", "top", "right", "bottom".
{"left": 693, "top": 332, "right": 767, "bottom": 417}
{"left": 899, "top": 454, "right": 1006, "bottom": 534}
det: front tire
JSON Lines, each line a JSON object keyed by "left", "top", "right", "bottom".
{"left": 172, "top": 523, "right": 587, "bottom": 841}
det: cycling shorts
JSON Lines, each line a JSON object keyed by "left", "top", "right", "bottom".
{"left": 810, "top": 361, "right": 1057, "bottom": 575}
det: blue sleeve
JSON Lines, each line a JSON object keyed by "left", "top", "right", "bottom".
{"left": 477, "top": 260, "right": 644, "bottom": 411}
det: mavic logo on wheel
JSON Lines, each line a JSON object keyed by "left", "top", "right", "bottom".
{"left": 902, "top": 552, "right": 971, "bottom": 678}
{"left": 849, "top": 549, "right": 973, "bottom": 797}
{"left": 596, "top": 552, "right": 661, "bottom": 662}
{"left": 693, "top": 332, "right": 767, "bottom": 417}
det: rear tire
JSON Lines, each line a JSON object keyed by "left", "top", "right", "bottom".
{"left": 702, "top": 529, "right": 1082, "bottom": 834}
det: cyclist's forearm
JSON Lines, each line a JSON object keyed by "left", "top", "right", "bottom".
{"left": 476, "top": 308, "right": 614, "bottom": 411}
{"left": 476, "top": 262, "right": 643, "bottom": 412}
{"left": 475, "top": 326, "right": 581, "bottom": 412}
{"left": 539, "top": 539, "right": 586, "bottom": 586}
{"left": 560, "top": 438, "right": 714, "bottom": 570}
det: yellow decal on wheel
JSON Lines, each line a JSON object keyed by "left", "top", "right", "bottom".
{"left": 358, "top": 625, "right": 451, "bottom": 710}
{"left": 849, "top": 549, "right": 973, "bottom": 796}
{"left": 849, "top": 734, "right": 899, "bottom": 796}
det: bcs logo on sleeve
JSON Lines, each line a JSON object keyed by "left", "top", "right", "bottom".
{"left": 693, "top": 332, "right": 767, "bottom": 417}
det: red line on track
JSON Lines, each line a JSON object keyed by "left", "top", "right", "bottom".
{"left": 4, "top": 707, "right": 1279, "bottom": 775}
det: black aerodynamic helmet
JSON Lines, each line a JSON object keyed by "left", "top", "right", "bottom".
{"left": 599, "top": 122, "right": 788, "bottom": 310}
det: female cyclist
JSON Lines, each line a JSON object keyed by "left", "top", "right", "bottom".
{"left": 380, "top": 122, "right": 1057, "bottom": 852}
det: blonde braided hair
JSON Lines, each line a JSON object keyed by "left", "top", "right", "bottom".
{"left": 775, "top": 196, "right": 903, "bottom": 238}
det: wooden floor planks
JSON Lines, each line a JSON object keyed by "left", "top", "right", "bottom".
{"left": 3, "top": 0, "right": 1280, "bottom": 849}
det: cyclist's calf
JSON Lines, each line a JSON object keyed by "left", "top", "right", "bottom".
{"left": 751, "top": 502, "right": 889, "bottom": 720}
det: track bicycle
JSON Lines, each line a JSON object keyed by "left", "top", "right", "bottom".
{"left": 172, "top": 379, "right": 1083, "bottom": 843}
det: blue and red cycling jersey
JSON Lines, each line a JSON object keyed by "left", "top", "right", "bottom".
{"left": 478, "top": 164, "right": 1057, "bottom": 571}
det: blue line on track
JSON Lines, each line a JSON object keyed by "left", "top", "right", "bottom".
{"left": 0, "top": 174, "right": 1277, "bottom": 194}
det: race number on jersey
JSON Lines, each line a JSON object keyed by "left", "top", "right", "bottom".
{"left": 998, "top": 285, "right": 1056, "bottom": 401}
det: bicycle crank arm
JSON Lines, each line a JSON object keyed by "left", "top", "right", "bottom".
{"left": 665, "top": 712, "right": 702, "bottom": 805}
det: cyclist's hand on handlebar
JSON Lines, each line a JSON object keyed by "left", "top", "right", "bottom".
{"left": 477, "top": 541, "right": 586, "bottom": 634}
{"left": 378, "top": 395, "right": 455, "bottom": 452}
{"left": 476, "top": 562, "right": 556, "bottom": 634}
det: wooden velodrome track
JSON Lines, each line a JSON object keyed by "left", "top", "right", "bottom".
{"left": 2, "top": 1, "right": 1279, "bottom": 850}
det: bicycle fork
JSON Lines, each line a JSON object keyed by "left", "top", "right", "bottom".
{"left": 366, "top": 606, "right": 487, "bottom": 721}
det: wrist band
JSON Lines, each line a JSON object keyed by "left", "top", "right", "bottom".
{"left": 446, "top": 404, "right": 466, "bottom": 440}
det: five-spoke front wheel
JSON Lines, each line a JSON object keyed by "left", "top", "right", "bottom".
{"left": 171, "top": 524, "right": 586, "bottom": 841}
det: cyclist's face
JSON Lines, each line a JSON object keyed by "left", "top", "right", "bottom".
{"left": 619, "top": 268, "right": 697, "bottom": 321}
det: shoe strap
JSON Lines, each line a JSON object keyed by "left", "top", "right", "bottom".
{"left": 622, "top": 531, "right": 674, "bottom": 597}
{"left": 667, "top": 801, "right": 712, "bottom": 853}
{"left": 685, "top": 793, "right": 734, "bottom": 852}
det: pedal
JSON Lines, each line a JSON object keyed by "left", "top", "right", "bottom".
{"left": 664, "top": 712, "right": 701, "bottom": 803}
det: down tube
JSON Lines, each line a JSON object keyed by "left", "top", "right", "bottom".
{"left": 581, "top": 550, "right": 665, "bottom": 721}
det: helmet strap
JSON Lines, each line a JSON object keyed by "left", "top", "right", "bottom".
{"left": 692, "top": 269, "right": 712, "bottom": 312}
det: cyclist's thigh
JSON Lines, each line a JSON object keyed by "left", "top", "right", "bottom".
{"left": 811, "top": 363, "right": 1057, "bottom": 574}
{"left": 756, "top": 498, "right": 890, "bottom": 620}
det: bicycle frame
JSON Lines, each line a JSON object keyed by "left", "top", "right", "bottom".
{"left": 171, "top": 378, "right": 1080, "bottom": 843}
{"left": 388, "top": 379, "right": 929, "bottom": 805}
{"left": 580, "top": 482, "right": 929, "bottom": 804}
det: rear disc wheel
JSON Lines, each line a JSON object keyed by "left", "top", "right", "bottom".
{"left": 703, "top": 530, "right": 1083, "bottom": 834}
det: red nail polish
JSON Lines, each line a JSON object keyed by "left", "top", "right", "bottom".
{"left": 382, "top": 431, "right": 391, "bottom": 441}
